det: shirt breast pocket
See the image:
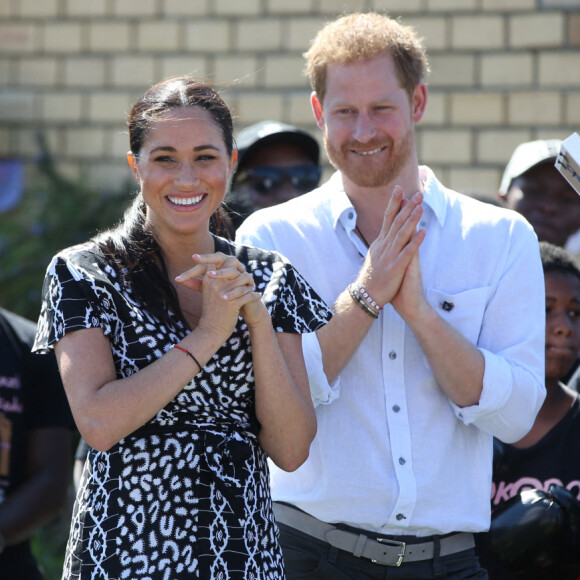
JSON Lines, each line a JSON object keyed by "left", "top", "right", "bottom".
{"left": 425, "top": 286, "right": 493, "bottom": 345}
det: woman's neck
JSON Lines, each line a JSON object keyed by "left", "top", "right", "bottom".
{"left": 156, "top": 230, "right": 215, "bottom": 330}
{"left": 152, "top": 227, "right": 215, "bottom": 278}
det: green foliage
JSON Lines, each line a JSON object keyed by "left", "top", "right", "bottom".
{"left": 31, "top": 508, "right": 72, "bottom": 580}
{"left": 0, "top": 137, "right": 130, "bottom": 319}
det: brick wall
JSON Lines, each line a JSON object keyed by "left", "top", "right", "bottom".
{"left": 0, "top": 0, "right": 579, "bottom": 196}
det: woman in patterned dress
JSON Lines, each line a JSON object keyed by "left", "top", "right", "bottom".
{"left": 33, "top": 77, "right": 332, "bottom": 579}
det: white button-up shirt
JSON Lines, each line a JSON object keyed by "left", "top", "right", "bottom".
{"left": 236, "top": 167, "right": 545, "bottom": 537}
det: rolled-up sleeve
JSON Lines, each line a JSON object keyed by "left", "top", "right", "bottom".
{"left": 301, "top": 331, "right": 341, "bottom": 407}
{"left": 450, "top": 221, "right": 546, "bottom": 443}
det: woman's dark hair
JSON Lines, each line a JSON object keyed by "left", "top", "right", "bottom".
{"left": 95, "top": 77, "right": 234, "bottom": 328}
{"left": 127, "top": 76, "right": 234, "bottom": 158}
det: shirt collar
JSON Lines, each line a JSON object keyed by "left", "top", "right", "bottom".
{"left": 420, "top": 166, "right": 447, "bottom": 227}
{"left": 323, "top": 171, "right": 355, "bottom": 229}
{"left": 329, "top": 166, "right": 449, "bottom": 232}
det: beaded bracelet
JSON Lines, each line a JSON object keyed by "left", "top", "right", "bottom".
{"left": 348, "top": 284, "right": 379, "bottom": 319}
{"left": 357, "top": 286, "right": 383, "bottom": 312}
{"left": 172, "top": 344, "right": 202, "bottom": 371}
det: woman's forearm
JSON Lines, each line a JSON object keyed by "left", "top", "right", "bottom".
{"left": 250, "top": 320, "right": 316, "bottom": 471}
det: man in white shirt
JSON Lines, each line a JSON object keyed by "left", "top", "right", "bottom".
{"left": 237, "top": 12, "right": 545, "bottom": 579}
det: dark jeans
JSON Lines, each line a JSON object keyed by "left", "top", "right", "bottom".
{"left": 278, "top": 522, "right": 489, "bottom": 579}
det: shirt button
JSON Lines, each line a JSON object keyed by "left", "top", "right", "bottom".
{"left": 441, "top": 300, "right": 454, "bottom": 312}
{"left": 396, "top": 513, "right": 406, "bottom": 521}
{"left": 399, "top": 457, "right": 406, "bottom": 465}
{"left": 420, "top": 221, "right": 426, "bottom": 228}
{"left": 389, "top": 351, "right": 397, "bottom": 360}
{"left": 348, "top": 211, "right": 354, "bottom": 219}
{"left": 392, "top": 405, "right": 400, "bottom": 413}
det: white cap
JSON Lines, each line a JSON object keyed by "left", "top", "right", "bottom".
{"left": 499, "top": 139, "right": 562, "bottom": 194}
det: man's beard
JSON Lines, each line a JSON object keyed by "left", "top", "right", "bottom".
{"left": 324, "top": 127, "right": 414, "bottom": 188}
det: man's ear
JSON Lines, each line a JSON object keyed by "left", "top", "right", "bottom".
{"left": 411, "top": 83, "right": 428, "bottom": 123}
{"left": 311, "top": 92, "right": 325, "bottom": 130}
{"left": 127, "top": 152, "right": 140, "bottom": 183}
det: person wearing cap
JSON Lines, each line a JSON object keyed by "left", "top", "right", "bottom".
{"left": 499, "top": 139, "right": 580, "bottom": 249}
{"left": 224, "top": 121, "right": 322, "bottom": 231}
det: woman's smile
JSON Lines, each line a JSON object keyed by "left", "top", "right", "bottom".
{"left": 167, "top": 193, "right": 206, "bottom": 207}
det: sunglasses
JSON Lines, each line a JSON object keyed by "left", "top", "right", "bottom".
{"left": 235, "top": 165, "right": 322, "bottom": 195}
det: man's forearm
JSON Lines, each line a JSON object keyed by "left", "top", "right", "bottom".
{"left": 408, "top": 306, "right": 485, "bottom": 407}
{"left": 317, "top": 287, "right": 377, "bottom": 384}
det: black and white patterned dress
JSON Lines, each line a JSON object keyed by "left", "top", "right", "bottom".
{"left": 33, "top": 235, "right": 331, "bottom": 580}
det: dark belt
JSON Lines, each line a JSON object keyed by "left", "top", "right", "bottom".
{"left": 273, "top": 502, "right": 475, "bottom": 567}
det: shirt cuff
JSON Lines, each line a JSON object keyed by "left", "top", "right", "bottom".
{"left": 302, "top": 331, "right": 341, "bottom": 407}
{"left": 449, "top": 348, "right": 511, "bottom": 423}
{"left": 449, "top": 348, "right": 545, "bottom": 443}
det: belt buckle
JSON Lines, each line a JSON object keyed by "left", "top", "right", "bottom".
{"left": 372, "top": 538, "right": 406, "bottom": 567}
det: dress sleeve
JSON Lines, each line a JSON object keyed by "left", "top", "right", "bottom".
{"left": 33, "top": 246, "right": 122, "bottom": 352}
{"left": 259, "top": 257, "right": 332, "bottom": 334}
